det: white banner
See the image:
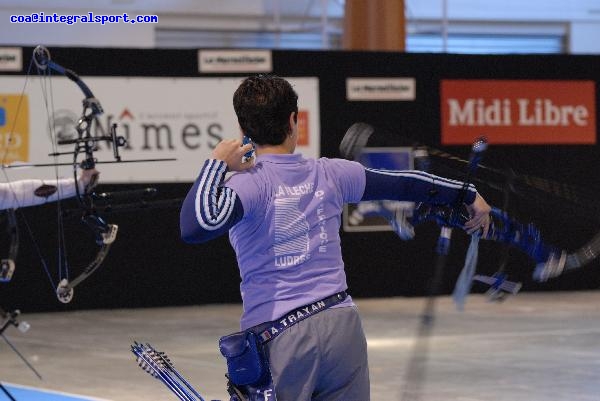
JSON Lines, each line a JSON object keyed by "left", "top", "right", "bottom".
{"left": 198, "top": 50, "right": 272, "bottom": 73}
{"left": 0, "top": 47, "right": 22, "bottom": 71}
{"left": 346, "top": 78, "right": 416, "bottom": 101}
{"left": 0, "top": 76, "right": 320, "bottom": 183}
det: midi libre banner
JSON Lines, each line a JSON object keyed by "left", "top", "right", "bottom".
{"left": 440, "top": 80, "right": 597, "bottom": 145}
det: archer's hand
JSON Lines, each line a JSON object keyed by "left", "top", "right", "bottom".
{"left": 212, "top": 139, "right": 255, "bottom": 172}
{"left": 464, "top": 193, "right": 492, "bottom": 236}
{"left": 79, "top": 168, "right": 99, "bottom": 193}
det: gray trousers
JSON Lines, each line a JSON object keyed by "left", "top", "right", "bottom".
{"left": 264, "top": 306, "right": 370, "bottom": 401}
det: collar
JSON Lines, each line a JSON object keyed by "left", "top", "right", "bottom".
{"left": 256, "top": 153, "right": 304, "bottom": 164}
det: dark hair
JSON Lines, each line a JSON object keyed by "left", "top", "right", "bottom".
{"left": 233, "top": 74, "right": 298, "bottom": 146}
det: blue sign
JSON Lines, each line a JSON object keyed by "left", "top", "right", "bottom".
{"left": 358, "top": 147, "right": 412, "bottom": 170}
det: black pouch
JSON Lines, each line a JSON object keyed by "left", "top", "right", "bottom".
{"left": 219, "top": 330, "right": 269, "bottom": 387}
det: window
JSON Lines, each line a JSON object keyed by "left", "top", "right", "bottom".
{"left": 406, "top": 33, "right": 565, "bottom": 54}
{"left": 156, "top": 28, "right": 342, "bottom": 50}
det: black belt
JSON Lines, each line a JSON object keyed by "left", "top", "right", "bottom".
{"left": 253, "top": 291, "right": 348, "bottom": 344}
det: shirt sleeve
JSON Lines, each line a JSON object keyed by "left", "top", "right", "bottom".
{"left": 180, "top": 159, "right": 244, "bottom": 244}
{"left": 361, "top": 168, "right": 477, "bottom": 205}
{"left": 324, "top": 158, "right": 366, "bottom": 203}
{"left": 0, "top": 177, "right": 79, "bottom": 210}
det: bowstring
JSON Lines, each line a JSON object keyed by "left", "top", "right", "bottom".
{"left": 38, "top": 61, "right": 71, "bottom": 285}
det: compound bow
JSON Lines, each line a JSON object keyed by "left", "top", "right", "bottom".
{"left": 341, "top": 122, "right": 600, "bottom": 285}
{"left": 1, "top": 46, "right": 175, "bottom": 303}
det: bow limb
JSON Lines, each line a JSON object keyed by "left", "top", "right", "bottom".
{"left": 32, "top": 45, "right": 102, "bottom": 116}
{"left": 0, "top": 209, "right": 19, "bottom": 282}
{"left": 55, "top": 222, "right": 118, "bottom": 303}
{"left": 410, "top": 203, "right": 600, "bottom": 283}
{"left": 532, "top": 229, "right": 600, "bottom": 282}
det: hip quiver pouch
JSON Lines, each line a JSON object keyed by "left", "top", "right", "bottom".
{"left": 219, "top": 330, "right": 270, "bottom": 387}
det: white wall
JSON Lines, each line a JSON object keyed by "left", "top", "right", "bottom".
{"left": 569, "top": 22, "right": 600, "bottom": 54}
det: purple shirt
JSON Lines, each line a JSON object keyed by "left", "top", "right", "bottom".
{"left": 225, "top": 153, "right": 365, "bottom": 329}
{"left": 180, "top": 153, "right": 478, "bottom": 330}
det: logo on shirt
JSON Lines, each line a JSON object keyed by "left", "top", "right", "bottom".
{"left": 273, "top": 186, "right": 311, "bottom": 268}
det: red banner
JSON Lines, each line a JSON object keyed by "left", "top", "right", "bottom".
{"left": 297, "top": 110, "right": 309, "bottom": 146}
{"left": 441, "top": 80, "right": 596, "bottom": 145}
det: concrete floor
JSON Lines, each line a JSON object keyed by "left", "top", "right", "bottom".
{"left": 1, "top": 291, "right": 599, "bottom": 401}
